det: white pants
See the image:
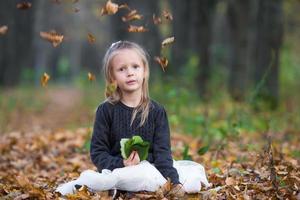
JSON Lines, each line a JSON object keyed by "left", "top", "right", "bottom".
{"left": 56, "top": 160, "right": 210, "bottom": 195}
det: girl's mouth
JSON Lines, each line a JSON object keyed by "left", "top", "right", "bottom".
{"left": 126, "top": 80, "right": 136, "bottom": 84}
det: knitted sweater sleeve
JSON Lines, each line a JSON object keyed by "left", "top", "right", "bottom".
{"left": 153, "top": 106, "right": 180, "bottom": 184}
{"left": 90, "top": 103, "right": 124, "bottom": 171}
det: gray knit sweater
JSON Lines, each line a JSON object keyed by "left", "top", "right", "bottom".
{"left": 90, "top": 99, "right": 180, "bottom": 184}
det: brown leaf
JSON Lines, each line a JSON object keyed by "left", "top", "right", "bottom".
{"left": 153, "top": 14, "right": 162, "bottom": 25}
{"left": 154, "top": 56, "right": 168, "bottom": 72}
{"left": 225, "top": 177, "right": 236, "bottom": 186}
{"left": 0, "top": 25, "right": 8, "bottom": 35}
{"left": 127, "top": 25, "right": 148, "bottom": 33}
{"left": 87, "top": 72, "right": 96, "bottom": 81}
{"left": 100, "top": 0, "right": 119, "bottom": 16}
{"left": 118, "top": 3, "right": 130, "bottom": 10}
{"left": 73, "top": 7, "right": 80, "bottom": 13}
{"left": 87, "top": 33, "right": 96, "bottom": 44}
{"left": 40, "top": 31, "right": 64, "bottom": 47}
{"left": 162, "top": 10, "right": 173, "bottom": 21}
{"left": 40, "top": 72, "right": 50, "bottom": 87}
{"left": 16, "top": 2, "right": 32, "bottom": 10}
{"left": 162, "top": 36, "right": 175, "bottom": 48}
{"left": 16, "top": 175, "right": 31, "bottom": 188}
{"left": 122, "top": 10, "right": 143, "bottom": 22}
{"left": 51, "top": 0, "right": 61, "bottom": 4}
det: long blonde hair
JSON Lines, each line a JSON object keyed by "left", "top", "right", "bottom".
{"left": 102, "top": 41, "right": 151, "bottom": 127}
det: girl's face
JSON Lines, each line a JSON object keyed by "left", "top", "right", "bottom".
{"left": 111, "top": 49, "right": 145, "bottom": 95}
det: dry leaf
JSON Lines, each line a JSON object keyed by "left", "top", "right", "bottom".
{"left": 162, "top": 10, "right": 173, "bottom": 21}
{"left": 100, "top": 0, "right": 119, "bottom": 16}
{"left": 153, "top": 14, "right": 162, "bottom": 25}
{"left": 225, "top": 177, "right": 236, "bottom": 186}
{"left": 0, "top": 25, "right": 8, "bottom": 35}
{"left": 162, "top": 36, "right": 175, "bottom": 48}
{"left": 40, "top": 31, "right": 64, "bottom": 47}
{"left": 51, "top": 0, "right": 61, "bottom": 4}
{"left": 119, "top": 3, "right": 130, "bottom": 10}
{"left": 122, "top": 10, "right": 143, "bottom": 22}
{"left": 73, "top": 7, "right": 80, "bottom": 13}
{"left": 88, "top": 72, "right": 95, "bottom": 81}
{"left": 154, "top": 56, "right": 168, "bottom": 72}
{"left": 105, "top": 82, "right": 117, "bottom": 97}
{"left": 127, "top": 25, "right": 148, "bottom": 33}
{"left": 40, "top": 73, "right": 50, "bottom": 87}
{"left": 16, "top": 2, "right": 32, "bottom": 10}
{"left": 87, "top": 33, "right": 96, "bottom": 44}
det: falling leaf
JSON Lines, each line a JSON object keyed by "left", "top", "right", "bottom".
{"left": 87, "top": 33, "right": 96, "bottom": 44}
{"left": 153, "top": 14, "right": 162, "bottom": 25}
{"left": 119, "top": 4, "right": 130, "bottom": 10}
{"left": 100, "top": 0, "right": 119, "bottom": 16}
{"left": 105, "top": 82, "right": 117, "bottom": 97}
{"left": 40, "top": 73, "right": 50, "bottom": 87}
{"left": 87, "top": 72, "right": 95, "bottom": 81}
{"left": 162, "top": 36, "right": 175, "bottom": 48}
{"left": 51, "top": 0, "right": 61, "bottom": 4}
{"left": 122, "top": 10, "right": 143, "bottom": 22}
{"left": 40, "top": 31, "right": 64, "bottom": 47}
{"left": 73, "top": 7, "right": 80, "bottom": 13}
{"left": 127, "top": 25, "right": 148, "bottom": 33}
{"left": 162, "top": 10, "right": 173, "bottom": 21}
{"left": 154, "top": 56, "right": 168, "bottom": 72}
{"left": 0, "top": 25, "right": 8, "bottom": 35}
{"left": 16, "top": 2, "right": 32, "bottom": 10}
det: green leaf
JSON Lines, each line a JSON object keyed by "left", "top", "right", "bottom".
{"left": 120, "top": 136, "right": 150, "bottom": 161}
{"left": 182, "top": 145, "right": 192, "bottom": 160}
{"left": 197, "top": 145, "right": 210, "bottom": 155}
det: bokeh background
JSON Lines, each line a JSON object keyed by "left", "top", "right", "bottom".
{"left": 1, "top": 1, "right": 300, "bottom": 199}
{"left": 0, "top": 0, "right": 299, "bottom": 145}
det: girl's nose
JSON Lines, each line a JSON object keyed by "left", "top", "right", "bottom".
{"left": 127, "top": 68, "right": 134, "bottom": 76}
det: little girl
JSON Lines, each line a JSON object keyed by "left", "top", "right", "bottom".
{"left": 91, "top": 40, "right": 183, "bottom": 190}
{"left": 56, "top": 41, "right": 209, "bottom": 197}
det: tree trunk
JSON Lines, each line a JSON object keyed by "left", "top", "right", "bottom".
{"left": 227, "top": 0, "right": 253, "bottom": 101}
{"left": 253, "top": 0, "right": 283, "bottom": 109}
{"left": 170, "top": 0, "right": 191, "bottom": 76}
{"left": 191, "top": 0, "right": 217, "bottom": 98}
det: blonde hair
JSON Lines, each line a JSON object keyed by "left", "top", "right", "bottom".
{"left": 102, "top": 41, "right": 151, "bottom": 127}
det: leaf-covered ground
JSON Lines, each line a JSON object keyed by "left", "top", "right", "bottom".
{"left": 0, "top": 87, "right": 300, "bottom": 199}
{"left": 1, "top": 127, "right": 299, "bottom": 199}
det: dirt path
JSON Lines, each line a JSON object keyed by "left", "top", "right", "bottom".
{"left": 4, "top": 87, "right": 84, "bottom": 133}
{"left": 41, "top": 86, "right": 83, "bottom": 130}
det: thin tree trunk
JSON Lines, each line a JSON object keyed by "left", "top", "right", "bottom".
{"left": 253, "top": 0, "right": 283, "bottom": 109}
{"left": 192, "top": 0, "right": 217, "bottom": 98}
{"left": 227, "top": 0, "right": 254, "bottom": 101}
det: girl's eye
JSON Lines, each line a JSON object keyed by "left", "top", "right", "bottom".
{"left": 133, "top": 65, "right": 140, "bottom": 69}
{"left": 118, "top": 67, "right": 125, "bottom": 71}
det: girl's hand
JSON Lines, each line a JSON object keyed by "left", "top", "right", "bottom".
{"left": 123, "top": 151, "right": 140, "bottom": 167}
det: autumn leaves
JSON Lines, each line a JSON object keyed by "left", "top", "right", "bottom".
{"left": 99, "top": 0, "right": 175, "bottom": 72}
{"left": 1, "top": 0, "right": 175, "bottom": 87}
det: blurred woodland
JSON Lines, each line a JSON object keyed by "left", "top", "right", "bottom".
{"left": 1, "top": 0, "right": 300, "bottom": 199}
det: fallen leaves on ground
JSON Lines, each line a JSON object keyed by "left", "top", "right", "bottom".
{"left": 0, "top": 128, "right": 299, "bottom": 199}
